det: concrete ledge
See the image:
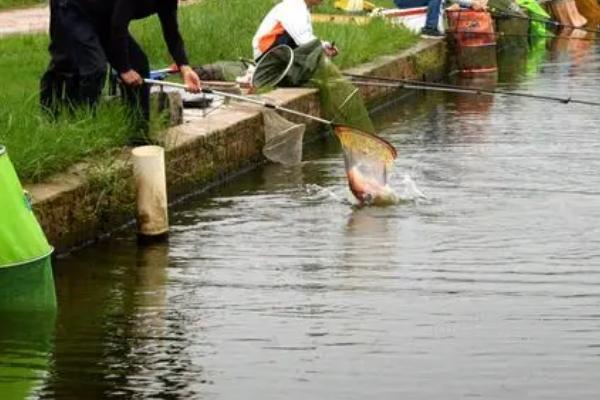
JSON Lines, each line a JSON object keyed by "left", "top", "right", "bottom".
{"left": 27, "top": 39, "right": 447, "bottom": 253}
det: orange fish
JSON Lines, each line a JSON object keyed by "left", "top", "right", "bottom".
{"left": 346, "top": 166, "right": 397, "bottom": 206}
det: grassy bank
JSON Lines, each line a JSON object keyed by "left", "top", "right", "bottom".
{"left": 0, "top": 0, "right": 416, "bottom": 182}
{"left": 316, "top": 0, "right": 397, "bottom": 13}
{"left": 134, "top": 0, "right": 413, "bottom": 70}
{"left": 0, "top": 35, "right": 136, "bottom": 182}
{"left": 0, "top": 0, "right": 44, "bottom": 11}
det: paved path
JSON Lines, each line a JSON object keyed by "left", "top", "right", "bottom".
{"left": 0, "top": 5, "right": 49, "bottom": 37}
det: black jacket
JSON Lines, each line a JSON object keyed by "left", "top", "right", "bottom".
{"left": 78, "top": 0, "right": 189, "bottom": 72}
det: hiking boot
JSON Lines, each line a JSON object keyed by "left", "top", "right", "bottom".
{"left": 420, "top": 27, "right": 445, "bottom": 39}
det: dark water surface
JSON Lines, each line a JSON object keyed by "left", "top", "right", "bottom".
{"left": 3, "top": 36, "right": 600, "bottom": 399}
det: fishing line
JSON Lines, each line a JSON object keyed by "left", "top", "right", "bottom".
{"left": 343, "top": 73, "right": 600, "bottom": 106}
{"left": 490, "top": 9, "right": 600, "bottom": 34}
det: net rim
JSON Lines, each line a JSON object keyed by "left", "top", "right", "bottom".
{"left": 0, "top": 248, "right": 54, "bottom": 269}
{"left": 252, "top": 45, "right": 295, "bottom": 88}
{"left": 333, "top": 124, "right": 398, "bottom": 160}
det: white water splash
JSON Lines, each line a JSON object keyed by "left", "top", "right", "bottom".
{"left": 398, "top": 174, "right": 427, "bottom": 201}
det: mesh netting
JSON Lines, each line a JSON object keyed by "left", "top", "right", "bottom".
{"left": 253, "top": 41, "right": 397, "bottom": 204}
{"left": 309, "top": 58, "right": 398, "bottom": 204}
{"left": 262, "top": 110, "right": 305, "bottom": 166}
{"left": 253, "top": 45, "right": 295, "bottom": 88}
{"left": 0, "top": 256, "right": 56, "bottom": 311}
{"left": 334, "top": 125, "right": 397, "bottom": 205}
{"left": 310, "top": 58, "right": 375, "bottom": 133}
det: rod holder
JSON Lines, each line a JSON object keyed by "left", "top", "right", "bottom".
{"left": 131, "top": 146, "right": 169, "bottom": 239}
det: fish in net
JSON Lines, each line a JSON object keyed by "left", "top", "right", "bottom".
{"left": 334, "top": 125, "right": 398, "bottom": 205}
{"left": 262, "top": 110, "right": 305, "bottom": 166}
{"left": 309, "top": 57, "right": 397, "bottom": 204}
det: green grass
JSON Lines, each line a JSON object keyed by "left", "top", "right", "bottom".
{"left": 0, "top": 0, "right": 416, "bottom": 182}
{"left": 0, "top": 35, "right": 137, "bottom": 182}
{"left": 0, "top": 0, "right": 45, "bottom": 11}
{"left": 133, "top": 0, "right": 416, "bottom": 70}
{"left": 315, "top": 0, "right": 397, "bottom": 14}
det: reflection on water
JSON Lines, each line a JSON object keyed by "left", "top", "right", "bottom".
{"left": 3, "top": 34, "right": 600, "bottom": 399}
{"left": 37, "top": 243, "right": 204, "bottom": 398}
{"left": 0, "top": 312, "right": 54, "bottom": 400}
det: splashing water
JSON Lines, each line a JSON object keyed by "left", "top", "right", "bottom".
{"left": 399, "top": 173, "right": 427, "bottom": 201}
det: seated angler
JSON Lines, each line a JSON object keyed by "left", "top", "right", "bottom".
{"left": 235, "top": 0, "right": 338, "bottom": 87}
{"left": 253, "top": 0, "right": 338, "bottom": 61}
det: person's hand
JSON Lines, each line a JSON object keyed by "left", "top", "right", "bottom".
{"left": 471, "top": 0, "right": 488, "bottom": 10}
{"left": 322, "top": 41, "right": 339, "bottom": 58}
{"left": 180, "top": 65, "right": 201, "bottom": 93}
{"left": 120, "top": 69, "right": 143, "bottom": 86}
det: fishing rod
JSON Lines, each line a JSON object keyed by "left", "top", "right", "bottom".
{"left": 343, "top": 73, "right": 600, "bottom": 106}
{"left": 144, "top": 78, "right": 398, "bottom": 162}
{"left": 490, "top": 9, "right": 600, "bottom": 34}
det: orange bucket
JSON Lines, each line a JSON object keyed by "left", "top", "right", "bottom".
{"left": 446, "top": 10, "right": 498, "bottom": 74}
{"left": 447, "top": 10, "right": 496, "bottom": 46}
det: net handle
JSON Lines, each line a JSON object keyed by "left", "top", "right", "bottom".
{"left": 144, "top": 79, "right": 398, "bottom": 160}
{"left": 144, "top": 79, "right": 332, "bottom": 125}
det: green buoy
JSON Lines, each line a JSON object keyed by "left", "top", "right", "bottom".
{"left": 0, "top": 146, "right": 56, "bottom": 311}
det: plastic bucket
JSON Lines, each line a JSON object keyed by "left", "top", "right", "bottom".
{"left": 0, "top": 145, "right": 56, "bottom": 311}
{"left": 447, "top": 10, "right": 498, "bottom": 75}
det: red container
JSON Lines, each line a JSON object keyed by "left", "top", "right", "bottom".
{"left": 446, "top": 10, "right": 498, "bottom": 75}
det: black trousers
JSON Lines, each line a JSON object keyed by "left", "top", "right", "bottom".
{"left": 40, "top": 0, "right": 150, "bottom": 125}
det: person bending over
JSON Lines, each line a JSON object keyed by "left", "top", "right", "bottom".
{"left": 40, "top": 0, "right": 201, "bottom": 139}
{"left": 393, "top": 0, "right": 488, "bottom": 38}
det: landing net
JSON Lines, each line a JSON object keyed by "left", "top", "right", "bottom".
{"left": 310, "top": 57, "right": 397, "bottom": 203}
{"left": 262, "top": 109, "right": 305, "bottom": 166}
{"left": 334, "top": 125, "right": 397, "bottom": 203}
{"left": 253, "top": 41, "right": 398, "bottom": 202}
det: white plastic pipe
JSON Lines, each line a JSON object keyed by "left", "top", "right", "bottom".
{"left": 131, "top": 146, "right": 169, "bottom": 237}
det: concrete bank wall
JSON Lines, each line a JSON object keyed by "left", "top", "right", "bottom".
{"left": 27, "top": 39, "right": 447, "bottom": 253}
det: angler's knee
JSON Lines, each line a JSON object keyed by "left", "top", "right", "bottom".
{"left": 78, "top": 65, "right": 108, "bottom": 106}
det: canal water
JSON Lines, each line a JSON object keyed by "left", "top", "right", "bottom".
{"left": 3, "top": 34, "right": 600, "bottom": 399}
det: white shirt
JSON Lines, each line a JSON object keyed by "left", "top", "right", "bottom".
{"left": 252, "top": 0, "right": 318, "bottom": 60}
